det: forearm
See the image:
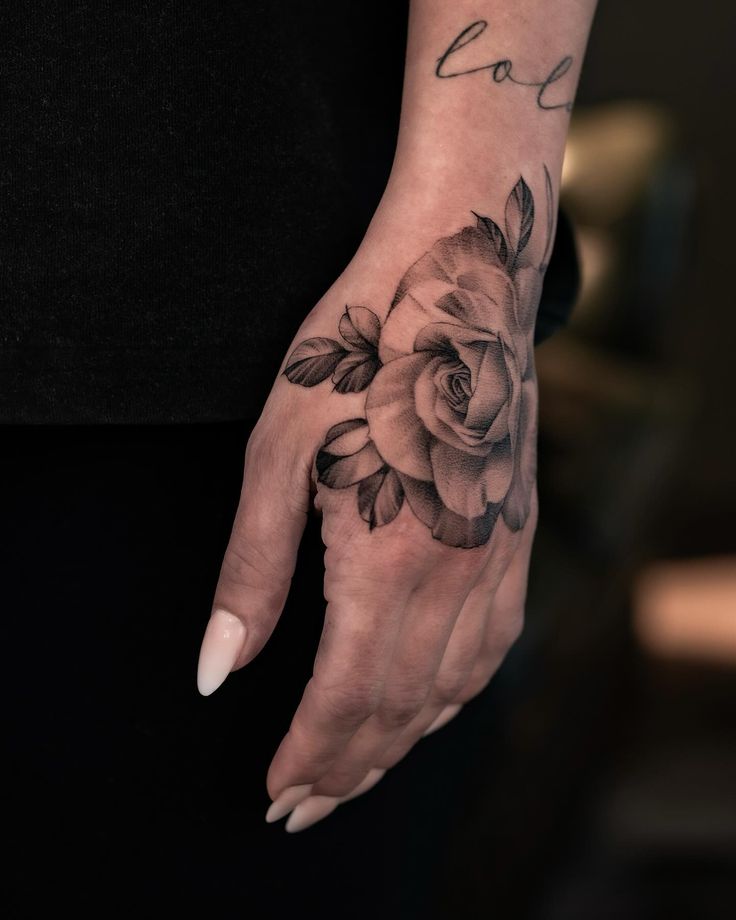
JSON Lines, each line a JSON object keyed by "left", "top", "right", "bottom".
{"left": 365, "top": 0, "right": 597, "bottom": 256}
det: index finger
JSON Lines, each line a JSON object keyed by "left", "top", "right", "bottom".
{"left": 265, "top": 561, "right": 413, "bottom": 801}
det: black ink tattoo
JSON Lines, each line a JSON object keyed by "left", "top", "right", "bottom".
{"left": 284, "top": 171, "right": 554, "bottom": 548}
{"left": 284, "top": 306, "right": 381, "bottom": 393}
{"left": 436, "top": 21, "right": 575, "bottom": 113}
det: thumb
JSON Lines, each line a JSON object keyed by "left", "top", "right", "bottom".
{"left": 197, "top": 423, "right": 311, "bottom": 696}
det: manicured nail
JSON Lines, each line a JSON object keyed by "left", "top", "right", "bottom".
{"left": 196, "top": 608, "right": 247, "bottom": 696}
{"left": 265, "top": 784, "right": 313, "bottom": 824}
{"left": 285, "top": 795, "right": 339, "bottom": 833}
{"left": 340, "top": 768, "right": 386, "bottom": 803}
{"left": 423, "top": 703, "right": 462, "bottom": 737}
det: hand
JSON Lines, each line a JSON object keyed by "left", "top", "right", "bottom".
{"left": 196, "top": 170, "right": 549, "bottom": 831}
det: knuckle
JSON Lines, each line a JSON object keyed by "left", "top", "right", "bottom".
{"left": 401, "top": 544, "right": 447, "bottom": 580}
{"left": 242, "top": 422, "right": 310, "bottom": 510}
{"left": 282, "top": 724, "right": 335, "bottom": 774}
{"left": 490, "top": 611, "right": 525, "bottom": 654}
{"left": 376, "top": 691, "right": 426, "bottom": 729}
{"left": 431, "top": 670, "right": 471, "bottom": 705}
{"left": 323, "top": 567, "right": 389, "bottom": 605}
{"left": 455, "top": 645, "right": 506, "bottom": 703}
{"left": 243, "top": 428, "right": 269, "bottom": 467}
{"left": 221, "top": 536, "right": 291, "bottom": 594}
{"left": 315, "top": 679, "right": 382, "bottom": 725}
{"left": 243, "top": 426, "right": 285, "bottom": 483}
{"left": 382, "top": 540, "right": 424, "bottom": 573}
{"left": 455, "top": 672, "right": 490, "bottom": 704}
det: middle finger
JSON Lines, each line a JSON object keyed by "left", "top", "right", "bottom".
{"left": 310, "top": 551, "right": 491, "bottom": 797}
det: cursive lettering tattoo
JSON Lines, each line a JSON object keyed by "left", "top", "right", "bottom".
{"left": 284, "top": 169, "right": 555, "bottom": 548}
{"left": 436, "top": 20, "right": 575, "bottom": 112}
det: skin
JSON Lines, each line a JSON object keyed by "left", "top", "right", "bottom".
{"left": 197, "top": 0, "right": 598, "bottom": 830}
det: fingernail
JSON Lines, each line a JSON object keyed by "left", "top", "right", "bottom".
{"left": 265, "top": 784, "right": 313, "bottom": 824}
{"left": 423, "top": 703, "right": 462, "bottom": 737}
{"left": 340, "top": 768, "right": 386, "bottom": 803}
{"left": 197, "top": 608, "right": 247, "bottom": 696}
{"left": 284, "top": 795, "right": 339, "bottom": 833}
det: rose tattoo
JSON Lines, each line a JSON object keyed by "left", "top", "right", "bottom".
{"left": 284, "top": 170, "right": 553, "bottom": 548}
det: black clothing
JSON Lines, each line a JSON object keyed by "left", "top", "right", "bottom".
{"left": 0, "top": 1, "right": 407, "bottom": 423}
{"left": 1, "top": 1, "right": 577, "bottom": 425}
{"left": 4, "top": 421, "right": 513, "bottom": 916}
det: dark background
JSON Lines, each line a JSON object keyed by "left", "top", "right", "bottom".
{"left": 431, "top": 1, "right": 736, "bottom": 917}
{"left": 578, "top": 0, "right": 736, "bottom": 555}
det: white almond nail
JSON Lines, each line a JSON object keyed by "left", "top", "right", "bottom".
{"left": 196, "top": 608, "right": 247, "bottom": 696}
{"left": 285, "top": 796, "right": 339, "bottom": 833}
{"left": 423, "top": 703, "right": 462, "bottom": 737}
{"left": 265, "top": 784, "right": 313, "bottom": 823}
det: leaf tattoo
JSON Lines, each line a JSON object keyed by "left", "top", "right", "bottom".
{"left": 540, "top": 164, "right": 555, "bottom": 272}
{"left": 338, "top": 306, "right": 380, "bottom": 350}
{"left": 283, "top": 337, "right": 347, "bottom": 387}
{"left": 284, "top": 305, "right": 382, "bottom": 393}
{"left": 504, "top": 176, "right": 535, "bottom": 271}
{"left": 473, "top": 211, "right": 508, "bottom": 265}
{"left": 357, "top": 467, "right": 405, "bottom": 529}
{"left": 332, "top": 351, "right": 381, "bottom": 394}
{"left": 283, "top": 170, "right": 554, "bottom": 547}
{"left": 314, "top": 419, "right": 384, "bottom": 489}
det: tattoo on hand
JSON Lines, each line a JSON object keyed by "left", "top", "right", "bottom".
{"left": 284, "top": 168, "right": 555, "bottom": 548}
{"left": 436, "top": 20, "right": 575, "bottom": 113}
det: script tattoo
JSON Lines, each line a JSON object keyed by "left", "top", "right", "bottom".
{"left": 284, "top": 169, "right": 555, "bottom": 548}
{"left": 436, "top": 20, "right": 575, "bottom": 112}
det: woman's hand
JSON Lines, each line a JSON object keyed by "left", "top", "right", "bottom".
{"left": 195, "top": 0, "right": 600, "bottom": 828}
{"left": 196, "top": 169, "right": 550, "bottom": 831}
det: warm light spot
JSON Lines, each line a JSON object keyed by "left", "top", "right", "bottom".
{"left": 634, "top": 557, "right": 736, "bottom": 665}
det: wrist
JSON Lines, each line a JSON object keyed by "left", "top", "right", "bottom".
{"left": 354, "top": 159, "right": 556, "bottom": 291}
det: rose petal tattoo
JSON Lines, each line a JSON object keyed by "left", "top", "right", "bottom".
{"left": 283, "top": 170, "right": 554, "bottom": 548}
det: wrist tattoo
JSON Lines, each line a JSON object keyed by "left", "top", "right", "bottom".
{"left": 436, "top": 20, "right": 575, "bottom": 113}
{"left": 284, "top": 168, "right": 555, "bottom": 548}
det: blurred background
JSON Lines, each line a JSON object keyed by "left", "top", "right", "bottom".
{"left": 430, "top": 1, "right": 736, "bottom": 917}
